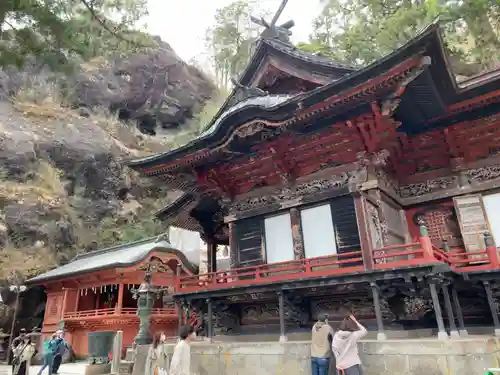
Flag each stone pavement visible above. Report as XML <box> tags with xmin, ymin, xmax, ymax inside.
<box><xmin>0</xmin><ymin>362</ymin><xmax>88</xmax><ymax>375</ymax></box>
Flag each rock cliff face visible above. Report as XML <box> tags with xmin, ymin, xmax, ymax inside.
<box><xmin>71</xmin><ymin>39</ymin><xmax>215</xmax><ymax>135</ymax></box>
<box><xmin>0</xmin><ymin>39</ymin><xmax>215</xmax><ymax>135</ymax></box>
<box><xmin>0</xmin><ymin>40</ymin><xmax>215</xmax><ymax>330</ymax></box>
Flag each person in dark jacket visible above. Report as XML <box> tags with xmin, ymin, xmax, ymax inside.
<box><xmin>36</xmin><ymin>333</ymin><xmax>58</xmax><ymax>375</ymax></box>
<box><xmin>51</xmin><ymin>330</ymin><xmax>71</xmax><ymax>374</ymax></box>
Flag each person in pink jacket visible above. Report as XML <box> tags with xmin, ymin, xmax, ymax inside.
<box><xmin>331</xmin><ymin>315</ymin><xmax>367</xmax><ymax>375</ymax></box>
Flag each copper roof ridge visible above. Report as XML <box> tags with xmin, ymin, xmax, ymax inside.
<box><xmin>72</xmin><ymin>236</ymin><xmax>161</xmax><ymax>261</ymax></box>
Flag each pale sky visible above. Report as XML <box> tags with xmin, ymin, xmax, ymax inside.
<box><xmin>146</xmin><ymin>0</ymin><xmax>320</xmax><ymax>65</ymax></box>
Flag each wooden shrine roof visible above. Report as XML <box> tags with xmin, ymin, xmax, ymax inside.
<box><xmin>207</xmin><ymin>37</ymin><xmax>357</xmax><ymax>126</ymax></box>
<box><xmin>125</xmin><ymin>21</ymin><xmax>500</xmax><ymax>235</ymax></box>
<box><xmin>128</xmin><ymin>21</ymin><xmax>500</xmax><ymax>175</ymax></box>
<box><xmin>26</xmin><ymin>236</ymin><xmax>198</xmax><ymax>284</ymax></box>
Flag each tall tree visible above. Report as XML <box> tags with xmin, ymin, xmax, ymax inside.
<box><xmin>205</xmin><ymin>0</ymin><xmax>269</xmax><ymax>89</ymax></box>
<box><xmin>0</xmin><ymin>0</ymin><xmax>152</xmax><ymax>68</ymax></box>
<box><xmin>301</xmin><ymin>0</ymin><xmax>499</xmax><ymax>76</ymax></box>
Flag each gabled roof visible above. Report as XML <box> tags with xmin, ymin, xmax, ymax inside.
<box><xmin>202</xmin><ymin>37</ymin><xmax>357</xmax><ymax>139</ymax></box>
<box><xmin>127</xmin><ymin>21</ymin><xmax>500</xmax><ymax>175</ymax></box>
<box><xmin>26</xmin><ymin>237</ymin><xmax>198</xmax><ymax>284</ymax></box>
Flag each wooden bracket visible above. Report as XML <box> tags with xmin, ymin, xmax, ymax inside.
<box><xmin>269</xmin><ymin>142</ymin><xmax>296</xmax><ymax>186</ymax></box>
<box><xmin>197</xmin><ymin>168</ymin><xmax>235</xmax><ymax>202</ymax></box>
<box><xmin>357</xmin><ymin>56</ymin><xmax>430</xmax><ymax>154</ymax></box>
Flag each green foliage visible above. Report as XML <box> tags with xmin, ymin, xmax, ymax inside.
<box><xmin>304</xmin><ymin>0</ymin><xmax>500</xmax><ymax>74</ymax></box>
<box><xmin>205</xmin><ymin>0</ymin><xmax>269</xmax><ymax>88</ymax></box>
<box><xmin>0</xmin><ymin>0</ymin><xmax>155</xmax><ymax>69</ymax></box>
<box><xmin>92</xmin><ymin>216</ymin><xmax>164</xmax><ymax>249</ymax></box>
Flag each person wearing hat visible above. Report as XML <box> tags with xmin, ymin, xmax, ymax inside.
<box><xmin>11</xmin><ymin>329</ymin><xmax>28</xmax><ymax>372</ymax></box>
<box><xmin>11</xmin><ymin>328</ymin><xmax>27</xmax><ymax>349</ymax></box>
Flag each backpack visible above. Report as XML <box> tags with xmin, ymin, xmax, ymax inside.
<box><xmin>43</xmin><ymin>339</ymin><xmax>55</xmax><ymax>355</ymax></box>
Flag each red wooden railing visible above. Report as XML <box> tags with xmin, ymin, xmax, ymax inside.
<box><xmin>63</xmin><ymin>307</ymin><xmax>176</xmax><ymax>319</ymax></box>
<box><xmin>178</xmin><ymin>250</ymin><xmax>364</xmax><ymax>292</ymax></box>
<box><xmin>175</xmin><ymin>227</ymin><xmax>500</xmax><ymax>293</ymax></box>
<box><xmin>372</xmin><ymin>242</ymin><xmax>426</xmax><ymax>269</ymax></box>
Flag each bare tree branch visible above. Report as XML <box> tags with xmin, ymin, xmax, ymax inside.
<box><xmin>78</xmin><ymin>0</ymin><xmax>143</xmax><ymax>47</ymax></box>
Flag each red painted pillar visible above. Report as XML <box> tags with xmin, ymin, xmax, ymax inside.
<box><xmin>61</xmin><ymin>288</ymin><xmax>68</xmax><ymax>320</ymax></box>
<box><xmin>116</xmin><ymin>284</ymin><xmax>124</xmax><ymax>314</ymax></box>
<box><xmin>485</xmin><ymin>232</ymin><xmax>499</xmax><ymax>268</ymax></box>
<box><xmin>75</xmin><ymin>288</ymin><xmax>80</xmax><ymax>312</ymax></box>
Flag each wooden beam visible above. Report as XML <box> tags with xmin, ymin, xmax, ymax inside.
<box><xmin>352</xmin><ymin>191</ymin><xmax>374</xmax><ymax>270</ymax></box>
<box><xmin>290</xmin><ymin>207</ymin><xmax>305</xmax><ymax>259</ymax></box>
<box><xmin>207</xmin><ymin>239</ymin><xmax>217</xmax><ymax>273</ymax></box>
<box><xmin>228</xmin><ymin>222</ymin><xmax>239</xmax><ymax>269</ymax></box>
<box><xmin>61</xmin><ymin>288</ymin><xmax>69</xmax><ymax>320</ymax></box>
<box><xmin>116</xmin><ymin>283</ymin><xmax>124</xmax><ymax>314</ymax></box>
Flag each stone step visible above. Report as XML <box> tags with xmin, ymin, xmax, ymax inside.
<box><xmin>119</xmin><ymin>360</ymin><xmax>134</xmax><ymax>375</ymax></box>
<box><xmin>125</xmin><ymin>348</ymin><xmax>135</xmax><ymax>362</ymax></box>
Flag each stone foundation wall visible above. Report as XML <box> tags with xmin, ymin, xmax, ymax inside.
<box><xmin>146</xmin><ymin>337</ymin><xmax>500</xmax><ymax>375</ymax></box>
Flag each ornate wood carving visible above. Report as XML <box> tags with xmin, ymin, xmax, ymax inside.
<box><xmin>398</xmin><ymin>177</ymin><xmax>457</xmax><ymax>198</ymax></box>
<box><xmin>228</xmin><ymin>222</ymin><xmax>238</xmax><ymax>269</ymax></box>
<box><xmin>226</xmin><ymin>292</ymin><xmax>269</xmax><ymax>303</ymax></box>
<box><xmin>387</xmin><ymin>295</ymin><xmax>432</xmax><ymax>321</ymax></box>
<box><xmin>138</xmin><ymin>257</ymin><xmax>171</xmax><ymax>274</ymax></box>
<box><xmin>240</xmin><ymin>303</ymin><xmax>279</xmax><ymax>325</ymax></box>
<box><xmin>465</xmin><ymin>165</ymin><xmax>500</xmax><ymax>184</ymax></box>
<box><xmin>212</xmin><ymin>301</ymin><xmax>239</xmax><ymax>333</ymax></box>
<box><xmin>376</xmin><ymin>169</ymin><xmax>399</xmax><ymax>196</ymax></box>
<box><xmin>230</xmin><ymin>170</ymin><xmax>364</xmax><ymax>214</ymax></box>
<box><xmin>311</xmin><ymin>295</ymin><xmax>393</xmax><ymax>321</ymax></box>
<box><xmin>283</xmin><ymin>294</ymin><xmax>309</xmax><ymax>326</ymax></box>
<box><xmin>290</xmin><ymin>208</ymin><xmax>305</xmax><ymax>259</ymax></box>
<box><xmin>366</xmin><ymin>202</ymin><xmax>385</xmax><ymax>262</ymax></box>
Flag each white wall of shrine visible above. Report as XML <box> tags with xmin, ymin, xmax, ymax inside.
<box><xmin>168</xmin><ymin>226</ymin><xmax>203</xmax><ymax>265</ymax></box>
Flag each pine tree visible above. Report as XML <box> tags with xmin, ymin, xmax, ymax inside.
<box><xmin>0</xmin><ymin>0</ymin><xmax>154</xmax><ymax>68</ymax></box>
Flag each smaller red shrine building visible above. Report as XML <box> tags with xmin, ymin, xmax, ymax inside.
<box><xmin>26</xmin><ymin>237</ymin><xmax>196</xmax><ymax>357</ymax></box>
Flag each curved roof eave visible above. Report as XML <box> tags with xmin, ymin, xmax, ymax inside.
<box><xmin>126</xmin><ymin>93</ymin><xmax>299</xmax><ymax>169</ymax></box>
<box><xmin>300</xmin><ymin>20</ymin><xmax>448</xmax><ymax>106</ymax></box>
<box><xmin>26</xmin><ymin>240</ymin><xmax>198</xmax><ymax>285</ymax></box>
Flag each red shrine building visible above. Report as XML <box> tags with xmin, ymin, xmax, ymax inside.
<box><xmin>26</xmin><ymin>237</ymin><xmax>197</xmax><ymax>357</ymax></box>
<box><xmin>128</xmin><ymin>20</ymin><xmax>500</xmax><ymax>341</ymax></box>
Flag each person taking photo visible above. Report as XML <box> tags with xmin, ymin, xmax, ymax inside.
<box><xmin>331</xmin><ymin>314</ymin><xmax>367</xmax><ymax>375</ymax></box>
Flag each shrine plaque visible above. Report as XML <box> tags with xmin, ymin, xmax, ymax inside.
<box><xmin>453</xmin><ymin>195</ymin><xmax>490</xmax><ymax>259</ymax></box>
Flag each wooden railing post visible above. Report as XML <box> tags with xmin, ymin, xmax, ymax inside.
<box><xmin>75</xmin><ymin>288</ymin><xmax>80</xmax><ymax>316</ymax></box>
<box><xmin>116</xmin><ymin>284</ymin><xmax>124</xmax><ymax>314</ymax></box>
<box><xmin>485</xmin><ymin>232</ymin><xmax>499</xmax><ymax>268</ymax></box>
<box><xmin>442</xmin><ymin>239</ymin><xmax>450</xmax><ymax>253</ymax></box>
<box><xmin>418</xmin><ymin>219</ymin><xmax>435</xmax><ymax>261</ymax></box>
<box><xmin>175</xmin><ymin>263</ymin><xmax>182</xmax><ymax>291</ymax></box>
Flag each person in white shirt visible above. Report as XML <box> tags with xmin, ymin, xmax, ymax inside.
<box><xmin>169</xmin><ymin>325</ymin><xmax>195</xmax><ymax>375</ymax></box>
<box><xmin>331</xmin><ymin>315</ymin><xmax>367</xmax><ymax>375</ymax></box>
